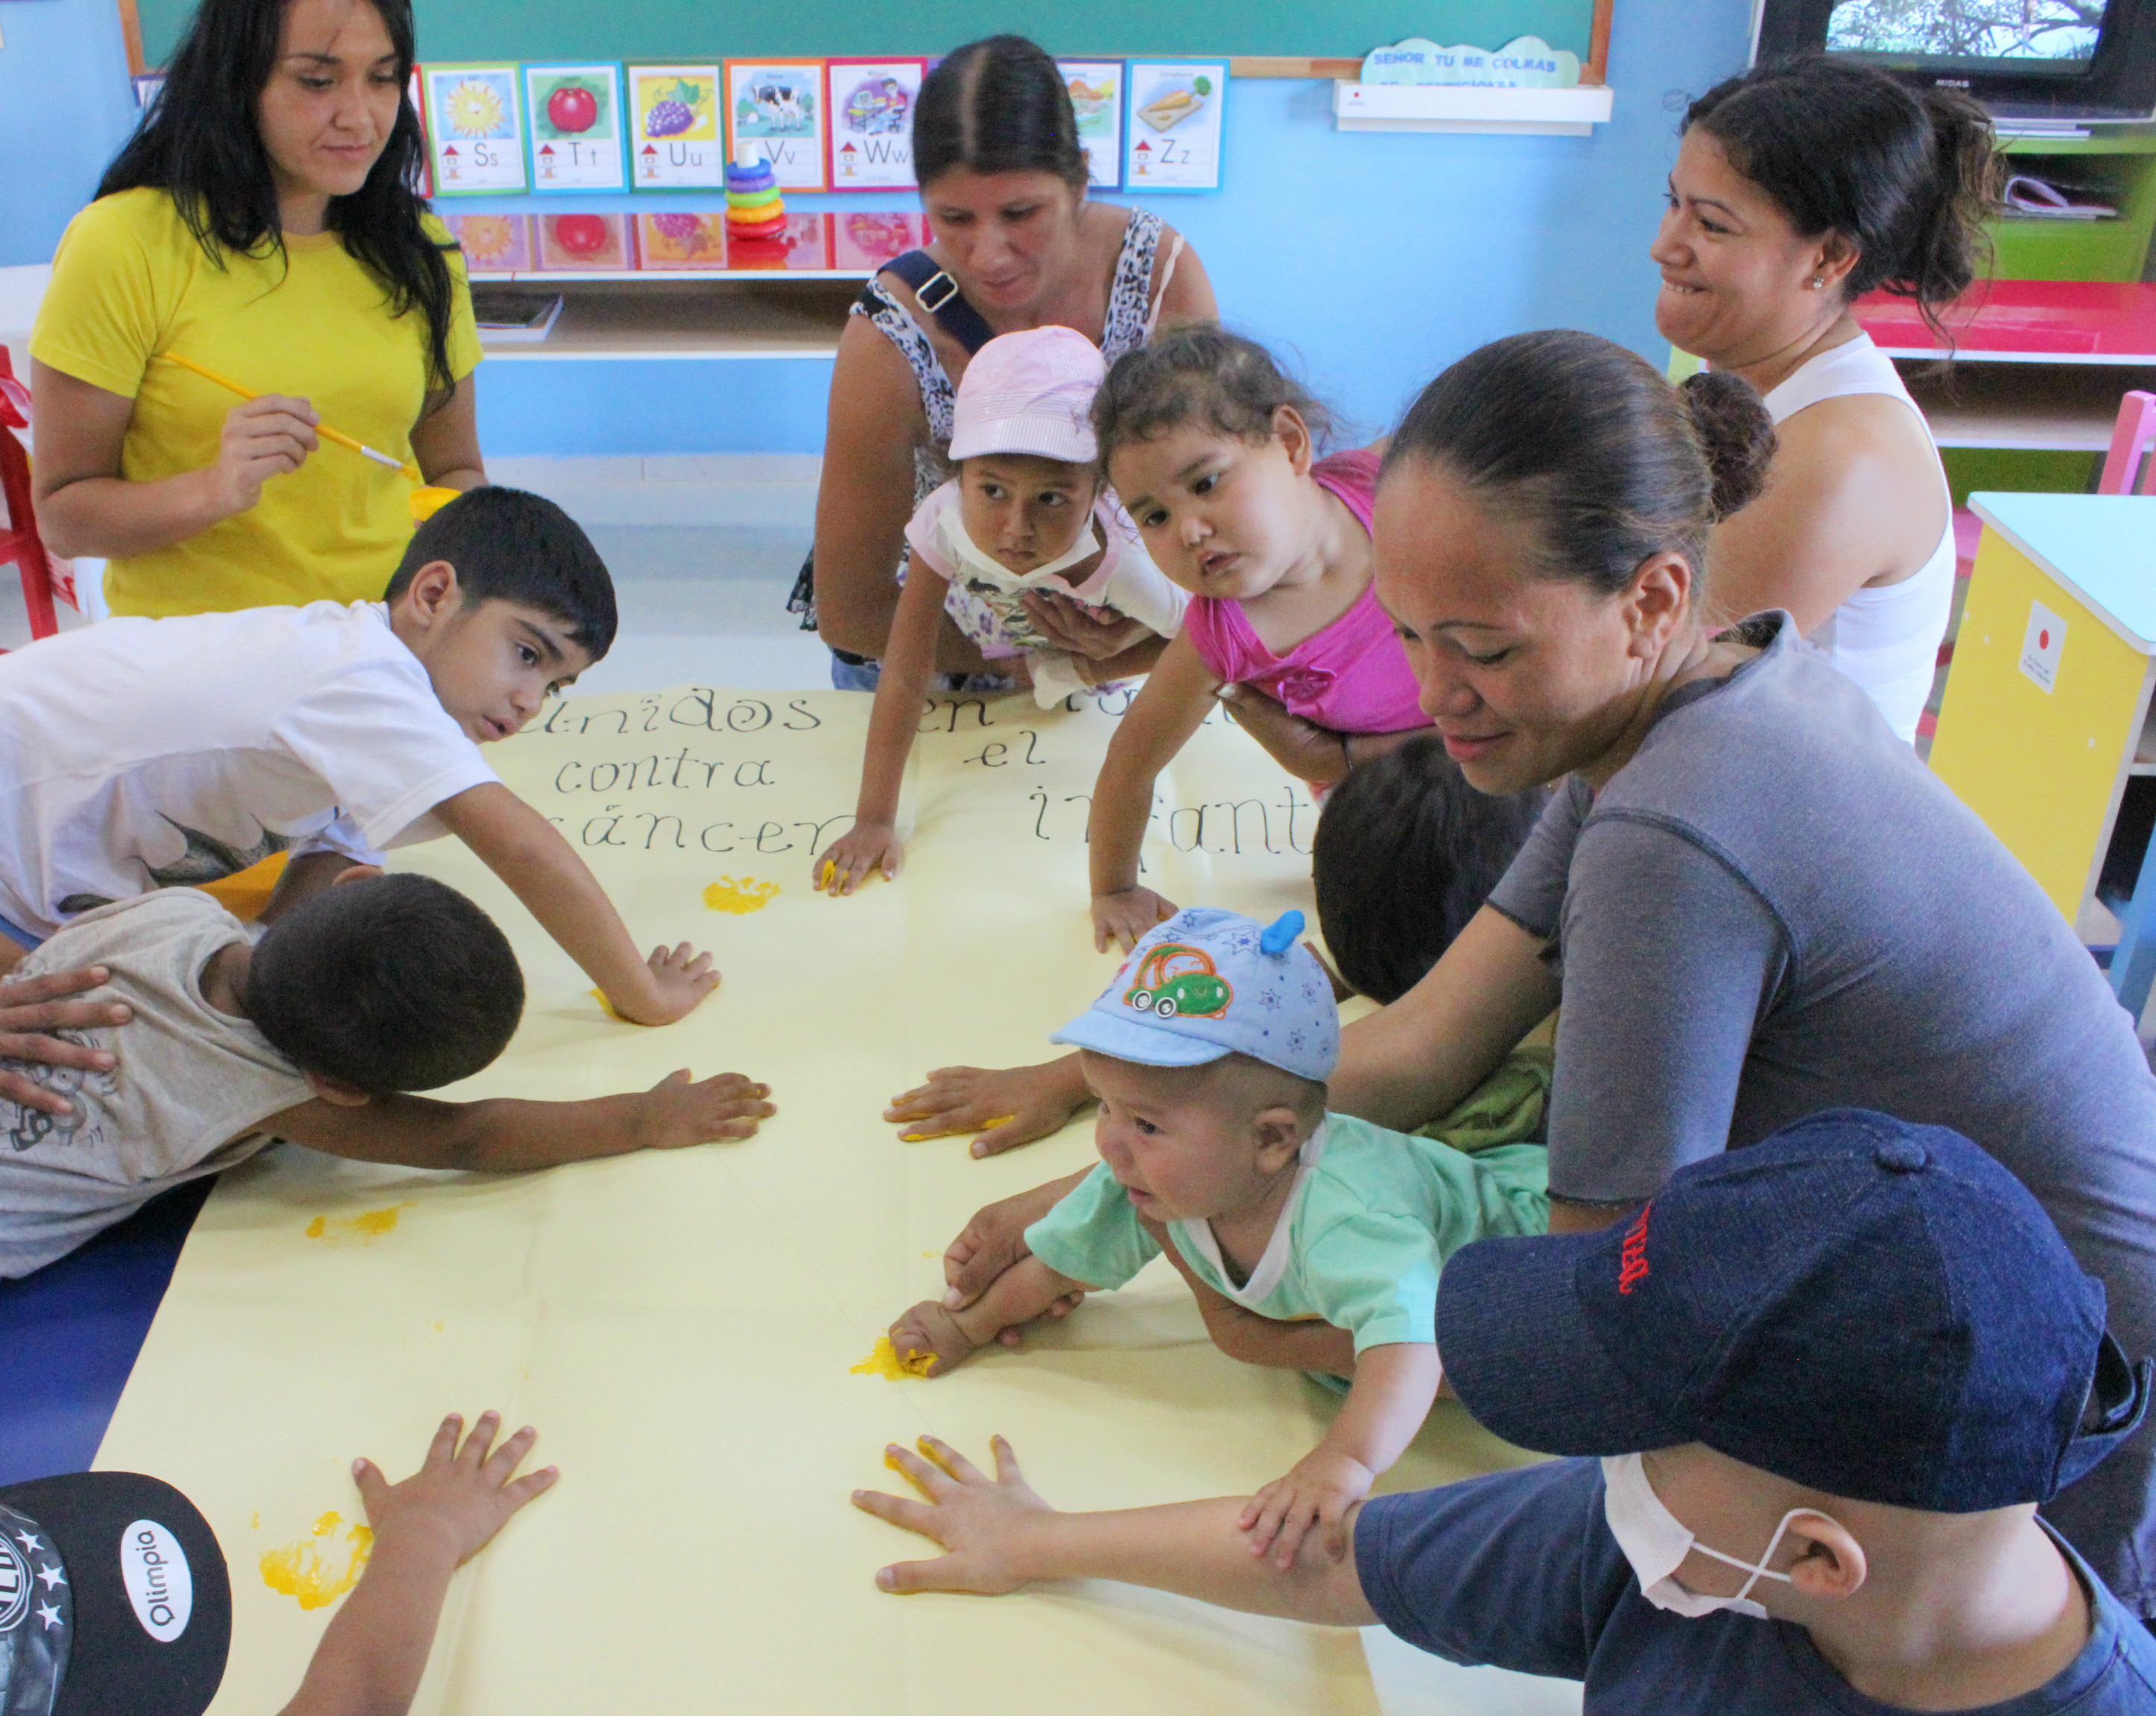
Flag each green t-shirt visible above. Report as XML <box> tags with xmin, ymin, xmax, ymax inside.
<box><xmin>1024</xmin><ymin>1113</ymin><xmax>1549</xmax><ymax>1353</ymax></box>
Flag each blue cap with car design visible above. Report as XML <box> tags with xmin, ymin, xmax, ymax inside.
<box><xmin>1051</xmin><ymin>907</ymin><xmax>1340</xmax><ymax>1082</ymax></box>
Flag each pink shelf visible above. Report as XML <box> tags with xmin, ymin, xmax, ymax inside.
<box><xmin>1856</xmin><ymin>280</ymin><xmax>2156</xmax><ymax>364</ymax></box>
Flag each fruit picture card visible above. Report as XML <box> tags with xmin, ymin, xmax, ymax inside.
<box><xmin>1058</xmin><ymin>60</ymin><xmax>1125</xmax><ymax>191</ymax></box>
<box><xmin>726</xmin><ymin>59</ymin><xmax>828</xmax><ymax>191</ymax></box>
<box><xmin>421</xmin><ymin>63</ymin><xmax>527</xmax><ymax>194</ymax></box>
<box><xmin>630</xmin><ymin>64</ymin><xmax>724</xmax><ymax>191</ymax></box>
<box><xmin>525</xmin><ymin>63</ymin><xmax>627</xmax><ymax>193</ymax></box>
<box><xmin>1125</xmin><ymin>60</ymin><xmax>1226</xmax><ymax>193</ymax></box>
<box><xmin>825</xmin><ymin>58</ymin><xmax>925</xmax><ymax>189</ymax></box>
<box><xmin>537</xmin><ymin>212</ymin><xmax>635</xmax><ymax>271</ymax></box>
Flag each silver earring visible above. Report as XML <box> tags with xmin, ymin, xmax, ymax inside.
<box><xmin>1809</xmin><ymin>276</ymin><xmax>1825</xmax><ymax>288</ymax></box>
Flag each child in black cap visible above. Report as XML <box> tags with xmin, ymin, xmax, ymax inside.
<box><xmin>853</xmin><ymin>1109</ymin><xmax>2156</xmax><ymax>1713</ymax></box>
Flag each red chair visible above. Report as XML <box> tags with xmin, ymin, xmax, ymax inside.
<box><xmin>0</xmin><ymin>346</ymin><xmax>70</xmax><ymax>644</ymax></box>
<box><xmin>2100</xmin><ymin>389</ymin><xmax>2156</xmax><ymax>495</ymax></box>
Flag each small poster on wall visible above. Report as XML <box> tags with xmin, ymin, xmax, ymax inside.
<box><xmin>422</xmin><ymin>63</ymin><xmax>528</xmax><ymax>194</ymax></box>
<box><xmin>831</xmin><ymin>210</ymin><xmax>927</xmax><ymax>270</ymax></box>
<box><xmin>1057</xmin><ymin>60</ymin><xmax>1125</xmax><ymax>190</ymax></box>
<box><xmin>825</xmin><ymin>58</ymin><xmax>925</xmax><ymax>189</ymax></box>
<box><xmin>629</xmin><ymin>65</ymin><xmax>725</xmax><ymax>190</ymax></box>
<box><xmin>525</xmin><ymin>63</ymin><xmax>627</xmax><ymax>193</ymax></box>
<box><xmin>443</xmin><ymin>213</ymin><xmax>530</xmax><ymax>275</ymax></box>
<box><xmin>726</xmin><ymin>59</ymin><xmax>828</xmax><ymax>191</ymax></box>
<box><xmin>1124</xmin><ymin>60</ymin><xmax>1226</xmax><ymax>193</ymax></box>
<box><xmin>537</xmin><ymin>212</ymin><xmax>635</xmax><ymax>270</ymax></box>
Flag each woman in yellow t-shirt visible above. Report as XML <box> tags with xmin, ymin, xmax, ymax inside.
<box><xmin>29</xmin><ymin>0</ymin><xmax>485</xmax><ymax>617</ymax></box>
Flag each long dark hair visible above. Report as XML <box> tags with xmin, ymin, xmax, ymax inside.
<box><xmin>1382</xmin><ymin>330</ymin><xmax>1777</xmax><ymax>605</ymax></box>
<box><xmin>913</xmin><ymin>35</ymin><xmax>1088</xmax><ymax>194</ymax></box>
<box><xmin>98</xmin><ymin>0</ymin><xmax>458</xmax><ymax>397</ymax></box>
<box><xmin>1685</xmin><ymin>57</ymin><xmax>2000</xmax><ymax>339</ymax></box>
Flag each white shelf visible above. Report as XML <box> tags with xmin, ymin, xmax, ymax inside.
<box><xmin>476</xmin><ymin>280</ymin><xmax>855</xmax><ymax>360</ymax></box>
<box><xmin>1900</xmin><ymin>360</ymin><xmax>2156</xmax><ymax>451</ymax></box>
<box><xmin>1332</xmin><ymin>81</ymin><xmax>1612</xmax><ymax>135</ymax></box>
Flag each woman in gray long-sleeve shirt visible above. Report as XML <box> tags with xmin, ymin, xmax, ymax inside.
<box><xmin>930</xmin><ymin>328</ymin><xmax>2156</xmax><ymax>1615</ymax></box>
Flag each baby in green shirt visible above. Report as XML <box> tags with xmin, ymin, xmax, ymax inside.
<box><xmin>887</xmin><ymin>907</ymin><xmax>1548</xmax><ymax>1569</ymax></box>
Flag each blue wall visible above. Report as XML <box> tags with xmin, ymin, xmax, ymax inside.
<box><xmin>2</xmin><ymin>2</ymin><xmax>1757</xmax><ymax>454</ymax></box>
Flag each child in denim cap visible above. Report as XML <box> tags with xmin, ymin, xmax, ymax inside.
<box><xmin>860</xmin><ymin>1110</ymin><xmax>2156</xmax><ymax>1715</ymax></box>
<box><xmin>814</xmin><ymin>326</ymin><xmax>1185</xmax><ymax>894</ymax></box>
<box><xmin>886</xmin><ymin>906</ymin><xmax>1547</xmax><ymax>1569</ymax></box>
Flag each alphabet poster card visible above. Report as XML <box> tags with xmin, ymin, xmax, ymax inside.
<box><xmin>726</xmin><ymin>59</ymin><xmax>828</xmax><ymax>191</ymax></box>
<box><xmin>825</xmin><ymin>57</ymin><xmax>925</xmax><ymax>189</ymax></box>
<box><xmin>525</xmin><ymin>63</ymin><xmax>627</xmax><ymax>193</ymax></box>
<box><xmin>629</xmin><ymin>64</ymin><xmax>724</xmax><ymax>191</ymax></box>
<box><xmin>421</xmin><ymin>63</ymin><xmax>527</xmax><ymax>194</ymax></box>
<box><xmin>1124</xmin><ymin>60</ymin><xmax>1226</xmax><ymax>193</ymax></box>
<box><xmin>1058</xmin><ymin>60</ymin><xmax>1125</xmax><ymax>190</ymax></box>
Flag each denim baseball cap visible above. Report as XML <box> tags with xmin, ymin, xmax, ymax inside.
<box><xmin>1052</xmin><ymin>908</ymin><xmax>1339</xmax><ymax>1082</ymax></box>
<box><xmin>1436</xmin><ymin>1109</ymin><xmax>2152</xmax><ymax>1512</ymax></box>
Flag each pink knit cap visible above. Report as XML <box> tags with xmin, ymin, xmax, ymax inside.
<box><xmin>948</xmin><ymin>325</ymin><xmax>1104</xmax><ymax>463</ymax></box>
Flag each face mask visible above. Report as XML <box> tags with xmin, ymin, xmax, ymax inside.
<box><xmin>948</xmin><ymin>503</ymin><xmax>1100</xmax><ymax>588</ymax></box>
<box><xmin>1600</xmin><ymin>1452</ymin><xmax>1811</xmax><ymax>1621</ymax></box>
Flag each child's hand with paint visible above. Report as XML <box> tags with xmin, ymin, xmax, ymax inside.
<box><xmin>885</xmin><ymin>1058</ymin><xmax>1093</xmax><ymax>1157</ymax></box>
<box><xmin>278</xmin><ymin>1412</ymin><xmax>556</xmax><ymax>1716</ymax></box>
<box><xmin>813</xmin><ymin>821</ymin><xmax>904</xmax><ymax>894</ymax></box>
<box><xmin>633</xmin><ymin>1067</ymin><xmax>776</xmax><ymax>1148</ymax></box>
<box><xmin>885</xmin><ymin>1299</ymin><xmax>980</xmax><ymax>1377</ymax></box>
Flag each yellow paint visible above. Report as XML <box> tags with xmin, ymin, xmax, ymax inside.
<box><xmin>901</xmin><ymin>1116</ymin><xmax>1015</xmax><ymax>1142</ymax></box>
<box><xmin>1931</xmin><ymin>527</ymin><xmax>2155</xmax><ymax>917</ymax></box>
<box><xmin>703</xmin><ymin>876</ymin><xmax>781</xmax><ymax>915</ymax></box>
<box><xmin>819</xmin><ymin>860</ymin><xmax>837</xmax><ymax>890</ymax></box>
<box><xmin>259</xmin><ymin>1511</ymin><xmax>373</xmax><ymax>1610</ymax></box>
<box><xmin>850</xmin><ymin>1335</ymin><xmax>936</xmax><ymax>1379</ymax></box>
<box><xmin>250</xmin><ymin>1511</ymin><xmax>260</xmax><ymax>1530</ymax></box>
<box><xmin>303</xmin><ymin>1204</ymin><xmax>412</xmax><ymax>1244</ymax></box>
<box><xmin>589</xmin><ymin>988</ymin><xmax>635</xmax><ymax>1023</ymax></box>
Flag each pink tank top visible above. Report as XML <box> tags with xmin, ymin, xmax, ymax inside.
<box><xmin>1180</xmin><ymin>450</ymin><xmax>1430</xmax><ymax>735</ymax></box>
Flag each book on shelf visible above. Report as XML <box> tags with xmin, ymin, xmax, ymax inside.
<box><xmin>471</xmin><ymin>289</ymin><xmax>565</xmax><ymax>340</ymax></box>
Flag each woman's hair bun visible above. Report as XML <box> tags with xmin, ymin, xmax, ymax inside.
<box><xmin>1680</xmin><ymin>370</ymin><xmax>1777</xmax><ymax>521</ymax></box>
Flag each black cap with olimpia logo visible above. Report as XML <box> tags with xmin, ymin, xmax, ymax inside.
<box><xmin>0</xmin><ymin>1472</ymin><xmax>229</xmax><ymax>1716</ymax></box>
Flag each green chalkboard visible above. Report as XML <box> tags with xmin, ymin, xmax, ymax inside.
<box><xmin>137</xmin><ymin>1</ymin><xmax>1595</xmax><ymax>77</ymax></box>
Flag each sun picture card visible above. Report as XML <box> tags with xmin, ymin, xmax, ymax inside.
<box><xmin>525</xmin><ymin>63</ymin><xmax>627</xmax><ymax>193</ymax></box>
<box><xmin>536</xmin><ymin>212</ymin><xmax>635</xmax><ymax>270</ymax></box>
<box><xmin>421</xmin><ymin>63</ymin><xmax>527</xmax><ymax>194</ymax></box>
<box><xmin>825</xmin><ymin>57</ymin><xmax>925</xmax><ymax>189</ymax></box>
<box><xmin>443</xmin><ymin>212</ymin><xmax>532</xmax><ymax>275</ymax></box>
<box><xmin>830</xmin><ymin>209</ymin><xmax>926</xmax><ymax>271</ymax></box>
<box><xmin>629</xmin><ymin>64</ymin><xmax>724</xmax><ymax>191</ymax></box>
<box><xmin>1124</xmin><ymin>60</ymin><xmax>1226</xmax><ymax>194</ymax></box>
<box><xmin>726</xmin><ymin>59</ymin><xmax>828</xmax><ymax>191</ymax></box>
<box><xmin>1058</xmin><ymin>59</ymin><xmax>1126</xmax><ymax>190</ymax></box>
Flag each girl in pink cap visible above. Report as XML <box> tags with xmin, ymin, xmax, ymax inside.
<box><xmin>1083</xmin><ymin>328</ymin><xmax>1434</xmax><ymax>953</ymax></box>
<box><xmin>814</xmin><ymin>325</ymin><xmax>1185</xmax><ymax>895</ymax></box>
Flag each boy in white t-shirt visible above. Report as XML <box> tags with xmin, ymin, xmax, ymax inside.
<box><xmin>0</xmin><ymin>868</ymin><xmax>774</xmax><ymax>1278</ymax></box>
<box><xmin>813</xmin><ymin>326</ymin><xmax>1187</xmax><ymax>895</ymax></box>
<box><xmin>0</xmin><ymin>488</ymin><xmax>714</xmax><ymax>1026</ymax></box>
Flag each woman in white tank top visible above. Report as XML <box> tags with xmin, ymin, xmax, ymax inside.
<box><xmin>1650</xmin><ymin>58</ymin><xmax>1998</xmax><ymax>743</ymax></box>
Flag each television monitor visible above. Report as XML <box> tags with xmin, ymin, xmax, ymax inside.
<box><xmin>1753</xmin><ymin>0</ymin><xmax>2156</xmax><ymax>120</ymax></box>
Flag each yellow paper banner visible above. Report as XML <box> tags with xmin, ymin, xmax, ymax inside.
<box><xmin>95</xmin><ymin>686</ymin><xmax>1536</xmax><ymax>1714</ymax></box>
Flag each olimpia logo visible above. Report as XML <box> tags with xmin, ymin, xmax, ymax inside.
<box><xmin>120</xmin><ymin>1520</ymin><xmax>192</xmax><ymax>1643</ymax></box>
